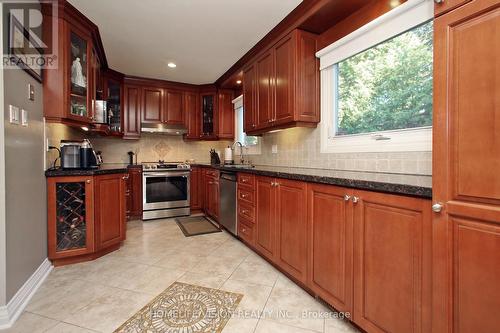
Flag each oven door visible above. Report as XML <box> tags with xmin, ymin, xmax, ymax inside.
<box><xmin>143</xmin><ymin>171</ymin><xmax>190</xmax><ymax>210</ymax></box>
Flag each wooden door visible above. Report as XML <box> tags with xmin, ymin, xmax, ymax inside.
<box><xmin>165</xmin><ymin>90</ymin><xmax>184</xmax><ymax>124</ymax></box>
<box><xmin>243</xmin><ymin>64</ymin><xmax>257</xmax><ymax>132</ymax></box>
<box><xmin>353</xmin><ymin>190</ymin><xmax>431</xmax><ymax>333</ymax></box>
<box><xmin>123</xmin><ymin>85</ymin><xmax>141</xmax><ymax>139</ymax></box>
<box><xmin>47</xmin><ymin>176</ymin><xmax>95</xmax><ymax>260</ymax></box>
<box><xmin>190</xmin><ymin>167</ymin><xmax>202</xmax><ymax>211</ymax></box>
<box><xmin>273</xmin><ymin>34</ymin><xmax>295</xmax><ymax>125</ymax></box>
<box><xmin>434</xmin><ymin>0</ymin><xmax>471</xmax><ymax>15</ymax></box>
<box><xmin>217</xmin><ymin>90</ymin><xmax>235</xmax><ymax>139</ymax></box>
<box><xmin>433</xmin><ymin>1</ymin><xmax>500</xmax><ymax>332</ymax></box>
<box><xmin>141</xmin><ymin>87</ymin><xmax>163</xmax><ymax>123</ymax></box>
<box><xmin>128</xmin><ymin>167</ymin><xmax>142</xmax><ymax>217</ymax></box>
<box><xmin>94</xmin><ymin>174</ymin><xmax>127</xmax><ymax>248</ymax></box>
<box><xmin>206</xmin><ymin>177</ymin><xmax>219</xmax><ymax>221</ymax></box>
<box><xmin>184</xmin><ymin>91</ymin><xmax>200</xmax><ymax>139</ymax></box>
<box><xmin>275</xmin><ymin>179</ymin><xmax>308</xmax><ymax>283</ymax></box>
<box><xmin>307</xmin><ymin>183</ymin><xmax>353</xmax><ymax>314</ymax></box>
<box><xmin>255</xmin><ymin>176</ymin><xmax>277</xmax><ymax>260</ymax></box>
<box><xmin>256</xmin><ymin>51</ymin><xmax>274</xmax><ymax>129</ymax></box>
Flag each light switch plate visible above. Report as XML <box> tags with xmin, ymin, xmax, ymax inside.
<box><xmin>21</xmin><ymin>109</ymin><xmax>28</xmax><ymax>126</ymax></box>
<box><xmin>272</xmin><ymin>144</ymin><xmax>278</xmax><ymax>154</ymax></box>
<box><xmin>28</xmin><ymin>84</ymin><xmax>35</xmax><ymax>101</ymax></box>
<box><xmin>9</xmin><ymin>105</ymin><xmax>20</xmax><ymax>124</ymax></box>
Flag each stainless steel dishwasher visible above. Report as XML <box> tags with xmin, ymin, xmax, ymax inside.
<box><xmin>219</xmin><ymin>171</ymin><xmax>237</xmax><ymax>236</ymax></box>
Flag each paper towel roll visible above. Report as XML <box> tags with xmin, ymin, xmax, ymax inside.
<box><xmin>224</xmin><ymin>147</ymin><xmax>233</xmax><ymax>163</ymax></box>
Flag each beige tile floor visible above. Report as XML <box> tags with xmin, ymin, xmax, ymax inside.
<box><xmin>1</xmin><ymin>219</ymin><xmax>360</xmax><ymax>333</ymax></box>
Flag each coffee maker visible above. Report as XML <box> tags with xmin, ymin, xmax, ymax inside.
<box><xmin>60</xmin><ymin>139</ymin><xmax>100</xmax><ymax>169</ymax></box>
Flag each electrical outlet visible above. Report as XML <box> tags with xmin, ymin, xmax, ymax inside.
<box><xmin>9</xmin><ymin>105</ymin><xmax>20</xmax><ymax>124</ymax></box>
<box><xmin>28</xmin><ymin>84</ymin><xmax>35</xmax><ymax>101</ymax></box>
<box><xmin>272</xmin><ymin>144</ymin><xmax>278</xmax><ymax>154</ymax></box>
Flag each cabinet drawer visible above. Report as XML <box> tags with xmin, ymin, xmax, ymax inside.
<box><xmin>238</xmin><ymin>187</ymin><xmax>255</xmax><ymax>205</ymax></box>
<box><xmin>205</xmin><ymin>169</ymin><xmax>219</xmax><ymax>179</ymax></box>
<box><xmin>238</xmin><ymin>173</ymin><xmax>255</xmax><ymax>187</ymax></box>
<box><xmin>238</xmin><ymin>202</ymin><xmax>255</xmax><ymax>222</ymax></box>
<box><xmin>238</xmin><ymin>219</ymin><xmax>254</xmax><ymax>244</ymax></box>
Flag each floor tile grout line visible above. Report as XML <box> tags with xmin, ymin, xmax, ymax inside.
<box><xmin>253</xmin><ymin>269</ymin><xmax>279</xmax><ymax>333</ymax></box>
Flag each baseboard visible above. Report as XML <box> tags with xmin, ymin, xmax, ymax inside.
<box><xmin>0</xmin><ymin>258</ymin><xmax>53</xmax><ymax>329</ymax></box>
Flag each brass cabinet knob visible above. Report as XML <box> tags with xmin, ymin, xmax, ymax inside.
<box><xmin>432</xmin><ymin>203</ymin><xmax>444</xmax><ymax>213</ymax></box>
<box><xmin>86</xmin><ymin>179</ymin><xmax>91</xmax><ymax>184</ymax></box>
<box><xmin>344</xmin><ymin>195</ymin><xmax>351</xmax><ymax>201</ymax></box>
<box><xmin>352</xmin><ymin>196</ymin><xmax>360</xmax><ymax>204</ymax></box>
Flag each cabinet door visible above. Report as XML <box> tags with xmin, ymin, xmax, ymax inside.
<box><xmin>243</xmin><ymin>65</ymin><xmax>257</xmax><ymax>132</ymax></box>
<box><xmin>165</xmin><ymin>90</ymin><xmax>184</xmax><ymax>124</ymax></box>
<box><xmin>128</xmin><ymin>167</ymin><xmax>142</xmax><ymax>217</ymax></box>
<box><xmin>206</xmin><ymin>177</ymin><xmax>219</xmax><ymax>221</ymax></box>
<box><xmin>435</xmin><ymin>0</ymin><xmax>471</xmax><ymax>15</ymax></box>
<box><xmin>123</xmin><ymin>85</ymin><xmax>141</xmax><ymax>139</ymax></box>
<box><xmin>141</xmin><ymin>87</ymin><xmax>163</xmax><ymax>123</ymax></box>
<box><xmin>275</xmin><ymin>179</ymin><xmax>307</xmax><ymax>283</ymax></box>
<box><xmin>94</xmin><ymin>174</ymin><xmax>127</xmax><ymax>248</ymax></box>
<box><xmin>47</xmin><ymin>176</ymin><xmax>95</xmax><ymax>259</ymax></box>
<box><xmin>185</xmin><ymin>91</ymin><xmax>200</xmax><ymax>139</ymax></box>
<box><xmin>307</xmin><ymin>183</ymin><xmax>353</xmax><ymax>314</ymax></box>
<box><xmin>353</xmin><ymin>190</ymin><xmax>431</xmax><ymax>333</ymax></box>
<box><xmin>190</xmin><ymin>167</ymin><xmax>202</xmax><ymax>211</ymax></box>
<box><xmin>256</xmin><ymin>51</ymin><xmax>274</xmax><ymax>129</ymax></box>
<box><xmin>255</xmin><ymin>176</ymin><xmax>277</xmax><ymax>260</ymax></box>
<box><xmin>273</xmin><ymin>34</ymin><xmax>295</xmax><ymax>125</ymax></box>
<box><xmin>68</xmin><ymin>27</ymin><xmax>92</xmax><ymax>122</ymax></box>
<box><xmin>201</xmin><ymin>93</ymin><xmax>218</xmax><ymax>138</ymax></box>
<box><xmin>433</xmin><ymin>1</ymin><xmax>500</xmax><ymax>332</ymax></box>
<box><xmin>218</xmin><ymin>90</ymin><xmax>235</xmax><ymax>139</ymax></box>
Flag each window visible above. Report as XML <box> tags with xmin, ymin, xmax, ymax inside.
<box><xmin>233</xmin><ymin>95</ymin><xmax>261</xmax><ymax>155</ymax></box>
<box><xmin>317</xmin><ymin>0</ymin><xmax>434</xmax><ymax>153</ymax></box>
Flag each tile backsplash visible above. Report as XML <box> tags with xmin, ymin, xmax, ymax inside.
<box><xmin>250</xmin><ymin>127</ymin><xmax>432</xmax><ymax>176</ymax></box>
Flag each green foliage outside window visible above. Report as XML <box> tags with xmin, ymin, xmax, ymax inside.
<box><xmin>336</xmin><ymin>21</ymin><xmax>433</xmax><ymax>135</ymax></box>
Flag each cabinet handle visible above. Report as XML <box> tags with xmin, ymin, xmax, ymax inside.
<box><xmin>242</xmin><ymin>228</ymin><xmax>247</xmax><ymax>233</ymax></box>
<box><xmin>242</xmin><ymin>209</ymin><xmax>248</xmax><ymax>214</ymax></box>
<box><xmin>352</xmin><ymin>196</ymin><xmax>360</xmax><ymax>204</ymax></box>
<box><xmin>242</xmin><ymin>179</ymin><xmax>248</xmax><ymax>183</ymax></box>
<box><xmin>241</xmin><ymin>194</ymin><xmax>248</xmax><ymax>198</ymax></box>
<box><xmin>432</xmin><ymin>202</ymin><xmax>443</xmax><ymax>213</ymax></box>
<box><xmin>122</xmin><ymin>175</ymin><xmax>129</xmax><ymax>180</ymax></box>
<box><xmin>344</xmin><ymin>195</ymin><xmax>351</xmax><ymax>201</ymax></box>
<box><xmin>434</xmin><ymin>0</ymin><xmax>444</xmax><ymax>3</ymax></box>
<box><xmin>86</xmin><ymin>179</ymin><xmax>91</xmax><ymax>184</ymax></box>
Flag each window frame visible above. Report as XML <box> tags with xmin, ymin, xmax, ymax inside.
<box><xmin>317</xmin><ymin>0</ymin><xmax>434</xmax><ymax>154</ymax></box>
<box><xmin>232</xmin><ymin>95</ymin><xmax>261</xmax><ymax>155</ymax></box>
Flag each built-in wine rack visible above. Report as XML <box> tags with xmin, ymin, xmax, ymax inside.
<box><xmin>55</xmin><ymin>182</ymin><xmax>87</xmax><ymax>251</ymax></box>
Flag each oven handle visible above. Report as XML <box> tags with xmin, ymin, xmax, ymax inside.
<box><xmin>143</xmin><ymin>172</ymin><xmax>190</xmax><ymax>177</ymax></box>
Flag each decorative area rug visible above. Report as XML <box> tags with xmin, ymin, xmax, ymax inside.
<box><xmin>175</xmin><ymin>216</ymin><xmax>221</xmax><ymax>237</ymax></box>
<box><xmin>114</xmin><ymin>282</ymin><xmax>243</xmax><ymax>333</ymax></box>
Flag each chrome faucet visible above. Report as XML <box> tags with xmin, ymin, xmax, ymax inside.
<box><xmin>233</xmin><ymin>141</ymin><xmax>245</xmax><ymax>164</ymax></box>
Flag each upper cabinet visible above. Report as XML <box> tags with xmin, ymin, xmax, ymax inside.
<box><xmin>184</xmin><ymin>91</ymin><xmax>200</xmax><ymax>140</ymax></box>
<box><xmin>200</xmin><ymin>92</ymin><xmax>218</xmax><ymax>139</ymax></box>
<box><xmin>217</xmin><ymin>89</ymin><xmax>235</xmax><ymax>140</ymax></box>
<box><xmin>141</xmin><ymin>87</ymin><xmax>163</xmax><ymax>123</ymax></box>
<box><xmin>165</xmin><ymin>90</ymin><xmax>184</xmax><ymax>124</ymax></box>
<box><xmin>243</xmin><ymin>29</ymin><xmax>319</xmax><ymax>135</ymax></box>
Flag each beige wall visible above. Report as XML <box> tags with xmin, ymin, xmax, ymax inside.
<box><xmin>251</xmin><ymin>126</ymin><xmax>432</xmax><ymax>176</ymax></box>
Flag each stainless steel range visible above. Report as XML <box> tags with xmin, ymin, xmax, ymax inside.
<box><xmin>142</xmin><ymin>161</ymin><xmax>191</xmax><ymax>220</ymax></box>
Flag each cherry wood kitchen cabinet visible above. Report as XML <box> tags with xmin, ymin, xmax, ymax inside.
<box><xmin>46</xmin><ymin>172</ymin><xmax>128</xmax><ymax>266</ymax></box>
<box><xmin>275</xmin><ymin>178</ymin><xmax>308</xmax><ymax>284</ymax></box>
<box><xmin>123</xmin><ymin>84</ymin><xmax>141</xmax><ymax>139</ymax></box>
<box><xmin>352</xmin><ymin>190</ymin><xmax>432</xmax><ymax>333</ymax></box>
<box><xmin>432</xmin><ymin>1</ymin><xmax>500</xmax><ymax>332</ymax></box>
<box><xmin>204</xmin><ymin>169</ymin><xmax>220</xmax><ymax>221</ymax></box>
<box><xmin>237</xmin><ymin>173</ymin><xmax>256</xmax><ymax>246</ymax></box>
<box><xmin>94</xmin><ymin>174</ymin><xmax>127</xmax><ymax>248</ymax></box>
<box><xmin>200</xmin><ymin>92</ymin><xmax>218</xmax><ymax>140</ymax></box>
<box><xmin>242</xmin><ymin>29</ymin><xmax>319</xmax><ymax>135</ymax></box>
<box><xmin>141</xmin><ymin>87</ymin><xmax>163</xmax><ymax>123</ymax></box>
<box><xmin>255</xmin><ymin>176</ymin><xmax>277</xmax><ymax>260</ymax></box>
<box><xmin>184</xmin><ymin>91</ymin><xmax>200</xmax><ymax>140</ymax></box>
<box><xmin>126</xmin><ymin>166</ymin><xmax>143</xmax><ymax>219</ymax></box>
<box><xmin>190</xmin><ymin>166</ymin><xmax>203</xmax><ymax>212</ymax></box>
<box><xmin>165</xmin><ymin>90</ymin><xmax>184</xmax><ymax>124</ymax></box>
<box><xmin>307</xmin><ymin>183</ymin><xmax>353</xmax><ymax>315</ymax></box>
<box><xmin>217</xmin><ymin>89</ymin><xmax>235</xmax><ymax>139</ymax></box>
<box><xmin>434</xmin><ymin>0</ymin><xmax>472</xmax><ymax>15</ymax></box>
<box><xmin>242</xmin><ymin>65</ymin><xmax>257</xmax><ymax>132</ymax></box>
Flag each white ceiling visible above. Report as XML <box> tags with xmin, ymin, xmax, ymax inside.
<box><xmin>68</xmin><ymin>0</ymin><xmax>303</xmax><ymax>84</ymax></box>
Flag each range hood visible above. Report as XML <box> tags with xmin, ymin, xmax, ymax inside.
<box><xmin>141</xmin><ymin>123</ymin><xmax>187</xmax><ymax>135</ymax></box>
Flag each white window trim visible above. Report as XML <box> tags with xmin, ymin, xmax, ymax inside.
<box><xmin>317</xmin><ymin>0</ymin><xmax>434</xmax><ymax>154</ymax></box>
<box><xmin>232</xmin><ymin>95</ymin><xmax>261</xmax><ymax>155</ymax></box>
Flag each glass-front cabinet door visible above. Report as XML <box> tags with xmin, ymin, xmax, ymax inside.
<box><xmin>47</xmin><ymin>176</ymin><xmax>95</xmax><ymax>259</ymax></box>
<box><xmin>107</xmin><ymin>79</ymin><xmax>122</xmax><ymax>133</ymax></box>
<box><xmin>69</xmin><ymin>29</ymin><xmax>90</xmax><ymax>120</ymax></box>
<box><xmin>201</xmin><ymin>93</ymin><xmax>216</xmax><ymax>137</ymax></box>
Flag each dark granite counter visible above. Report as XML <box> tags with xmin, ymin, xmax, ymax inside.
<box><xmin>45</xmin><ymin>163</ymin><xmax>131</xmax><ymax>177</ymax></box>
<box><xmin>193</xmin><ymin>164</ymin><xmax>432</xmax><ymax>199</ymax></box>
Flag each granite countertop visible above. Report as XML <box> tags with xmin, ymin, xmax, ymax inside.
<box><xmin>194</xmin><ymin>164</ymin><xmax>432</xmax><ymax>199</ymax></box>
<box><xmin>45</xmin><ymin>163</ymin><xmax>132</xmax><ymax>177</ymax></box>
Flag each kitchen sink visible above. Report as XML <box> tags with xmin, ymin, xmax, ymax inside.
<box><xmin>223</xmin><ymin>164</ymin><xmax>255</xmax><ymax>169</ymax></box>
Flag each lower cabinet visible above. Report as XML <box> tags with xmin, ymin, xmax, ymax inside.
<box><xmin>203</xmin><ymin>168</ymin><xmax>219</xmax><ymax>221</ymax></box>
<box><xmin>126</xmin><ymin>166</ymin><xmax>142</xmax><ymax>219</ymax></box>
<box><xmin>190</xmin><ymin>167</ymin><xmax>202</xmax><ymax>212</ymax></box>
<box><xmin>247</xmin><ymin>176</ymin><xmax>432</xmax><ymax>333</ymax></box>
<box><xmin>307</xmin><ymin>183</ymin><xmax>353</xmax><ymax>314</ymax></box>
<box><xmin>47</xmin><ymin>173</ymin><xmax>128</xmax><ymax>266</ymax></box>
